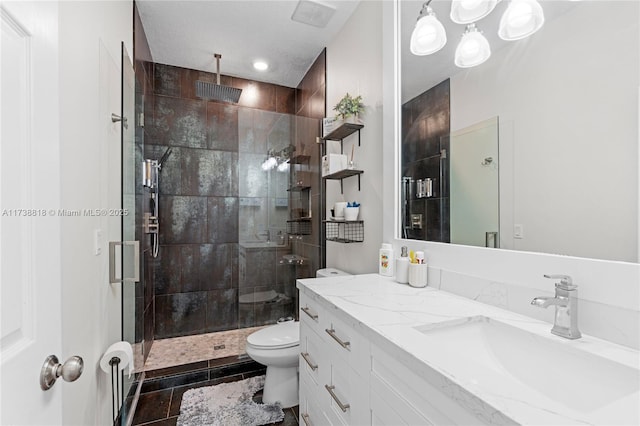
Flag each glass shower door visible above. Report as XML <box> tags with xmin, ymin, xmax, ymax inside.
<box><xmin>120</xmin><ymin>43</ymin><xmax>137</xmax><ymax>423</ymax></box>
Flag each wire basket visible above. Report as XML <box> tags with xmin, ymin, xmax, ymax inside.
<box><xmin>325</xmin><ymin>220</ymin><xmax>364</xmax><ymax>243</ymax></box>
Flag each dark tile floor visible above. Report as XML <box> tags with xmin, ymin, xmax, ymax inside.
<box><xmin>130</xmin><ymin>357</ymin><xmax>298</xmax><ymax>426</ymax></box>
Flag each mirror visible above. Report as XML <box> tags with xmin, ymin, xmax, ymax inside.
<box><xmin>450</xmin><ymin>117</ymin><xmax>499</xmax><ymax>248</ymax></box>
<box><xmin>399</xmin><ymin>0</ymin><xmax>639</xmax><ymax>263</ymax></box>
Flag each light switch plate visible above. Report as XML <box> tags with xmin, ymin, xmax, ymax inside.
<box><xmin>514</xmin><ymin>224</ymin><xmax>524</xmax><ymax>239</ymax></box>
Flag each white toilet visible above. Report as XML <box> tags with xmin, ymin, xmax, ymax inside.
<box><xmin>246</xmin><ymin>320</ymin><xmax>300</xmax><ymax>408</ymax></box>
<box><xmin>245</xmin><ymin>268</ymin><xmax>351</xmax><ymax>408</ymax></box>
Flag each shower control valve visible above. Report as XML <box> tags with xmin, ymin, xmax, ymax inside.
<box><xmin>143</xmin><ymin>212</ymin><xmax>159</xmax><ymax>234</ymax></box>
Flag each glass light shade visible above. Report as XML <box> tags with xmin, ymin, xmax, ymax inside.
<box><xmin>450</xmin><ymin>0</ymin><xmax>500</xmax><ymax>24</ymax></box>
<box><xmin>277</xmin><ymin>161</ymin><xmax>289</xmax><ymax>172</ymax></box>
<box><xmin>410</xmin><ymin>8</ymin><xmax>447</xmax><ymax>56</ymax></box>
<box><xmin>261</xmin><ymin>157</ymin><xmax>277</xmax><ymax>171</ymax></box>
<box><xmin>498</xmin><ymin>0</ymin><xmax>545</xmax><ymax>41</ymax></box>
<box><xmin>455</xmin><ymin>25</ymin><xmax>491</xmax><ymax>68</ymax></box>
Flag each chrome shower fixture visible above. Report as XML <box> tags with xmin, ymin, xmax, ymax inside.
<box><xmin>142</xmin><ymin>147</ymin><xmax>172</xmax><ymax>258</ymax></box>
<box><xmin>416</xmin><ymin>178</ymin><xmax>434</xmax><ymax>198</ymax></box>
<box><xmin>195</xmin><ymin>53</ymin><xmax>242</xmax><ymax>103</ymax></box>
<box><xmin>142</xmin><ymin>159</ymin><xmax>158</xmax><ymax>189</ymax></box>
<box><xmin>142</xmin><ymin>147</ymin><xmax>172</xmax><ymax>189</ymax></box>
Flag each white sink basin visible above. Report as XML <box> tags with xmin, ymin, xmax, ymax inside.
<box><xmin>414</xmin><ymin>316</ymin><xmax>639</xmax><ymax>413</ymax></box>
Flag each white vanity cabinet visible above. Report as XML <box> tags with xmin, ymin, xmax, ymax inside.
<box><xmin>299</xmin><ymin>293</ymin><xmax>370</xmax><ymax>425</ymax></box>
<box><xmin>299</xmin><ymin>290</ymin><xmax>486</xmax><ymax>426</ymax></box>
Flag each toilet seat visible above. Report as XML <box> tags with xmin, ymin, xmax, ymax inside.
<box><xmin>247</xmin><ymin>321</ymin><xmax>299</xmax><ymax>350</ymax></box>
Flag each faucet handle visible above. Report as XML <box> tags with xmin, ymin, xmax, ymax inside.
<box><xmin>544</xmin><ymin>274</ymin><xmax>577</xmax><ymax>290</ymax></box>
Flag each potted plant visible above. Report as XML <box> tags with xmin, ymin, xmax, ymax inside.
<box><xmin>333</xmin><ymin>93</ymin><xmax>364</xmax><ymax>123</ymax></box>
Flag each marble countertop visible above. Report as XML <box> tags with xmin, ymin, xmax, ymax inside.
<box><xmin>297</xmin><ymin>273</ymin><xmax>640</xmax><ymax>425</ymax></box>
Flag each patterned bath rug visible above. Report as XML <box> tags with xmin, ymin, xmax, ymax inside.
<box><xmin>177</xmin><ymin>375</ymin><xmax>284</xmax><ymax>426</ymax></box>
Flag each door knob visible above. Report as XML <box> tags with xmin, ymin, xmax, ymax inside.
<box><xmin>40</xmin><ymin>355</ymin><xmax>84</xmax><ymax>391</ymax></box>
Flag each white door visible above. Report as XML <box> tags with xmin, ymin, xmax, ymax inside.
<box><xmin>1</xmin><ymin>2</ymin><xmax>63</xmax><ymax>424</ymax></box>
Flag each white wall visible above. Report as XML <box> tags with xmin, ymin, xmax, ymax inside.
<box><xmin>450</xmin><ymin>1</ymin><xmax>638</xmax><ymax>262</ymax></box>
<box><xmin>58</xmin><ymin>2</ymin><xmax>132</xmax><ymax>424</ymax></box>
<box><xmin>326</xmin><ymin>0</ymin><xmax>384</xmax><ymax>274</ymax></box>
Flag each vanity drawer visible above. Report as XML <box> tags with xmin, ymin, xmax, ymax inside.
<box><xmin>322</xmin><ymin>309</ymin><xmax>370</xmax><ymax>378</ymax></box>
<box><xmin>321</xmin><ymin>354</ymin><xmax>370</xmax><ymax>426</ymax></box>
<box><xmin>370</xmin><ymin>384</ymin><xmax>432</xmax><ymax>426</ymax></box>
<box><xmin>299</xmin><ymin>321</ymin><xmax>326</xmax><ymax>387</ymax></box>
<box><xmin>300</xmin><ymin>293</ymin><xmax>324</xmax><ymax>335</ymax></box>
<box><xmin>324</xmin><ymin>357</ymin><xmax>355</xmax><ymax>426</ymax></box>
<box><xmin>300</xmin><ymin>377</ymin><xmax>330</xmax><ymax>426</ymax></box>
<box><xmin>371</xmin><ymin>345</ymin><xmax>480</xmax><ymax>425</ymax></box>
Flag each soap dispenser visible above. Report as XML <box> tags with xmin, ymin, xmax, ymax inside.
<box><xmin>396</xmin><ymin>246</ymin><xmax>409</xmax><ymax>284</ymax></box>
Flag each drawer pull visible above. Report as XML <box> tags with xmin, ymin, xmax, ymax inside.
<box><xmin>325</xmin><ymin>384</ymin><xmax>350</xmax><ymax>412</ymax></box>
<box><xmin>301</xmin><ymin>412</ymin><xmax>312</xmax><ymax>426</ymax></box>
<box><xmin>325</xmin><ymin>328</ymin><xmax>350</xmax><ymax>350</ymax></box>
<box><xmin>301</xmin><ymin>306</ymin><xmax>318</xmax><ymax>320</ymax></box>
<box><xmin>300</xmin><ymin>352</ymin><xmax>318</xmax><ymax>371</ymax></box>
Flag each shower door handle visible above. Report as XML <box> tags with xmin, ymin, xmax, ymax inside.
<box><xmin>485</xmin><ymin>232</ymin><xmax>498</xmax><ymax>248</ymax></box>
<box><xmin>109</xmin><ymin>241</ymin><xmax>140</xmax><ymax>284</ymax></box>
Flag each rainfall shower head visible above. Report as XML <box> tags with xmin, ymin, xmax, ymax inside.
<box><xmin>195</xmin><ymin>53</ymin><xmax>243</xmax><ymax>103</ymax></box>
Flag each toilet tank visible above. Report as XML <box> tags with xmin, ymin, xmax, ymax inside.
<box><xmin>316</xmin><ymin>268</ymin><xmax>351</xmax><ymax>278</ymax></box>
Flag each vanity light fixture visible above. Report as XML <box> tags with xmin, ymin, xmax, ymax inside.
<box><xmin>411</xmin><ymin>0</ymin><xmax>547</xmax><ymax>68</ymax></box>
<box><xmin>450</xmin><ymin>0</ymin><xmax>500</xmax><ymax>24</ymax></box>
<box><xmin>455</xmin><ymin>24</ymin><xmax>491</xmax><ymax>68</ymax></box>
<box><xmin>410</xmin><ymin>0</ymin><xmax>447</xmax><ymax>56</ymax></box>
<box><xmin>261</xmin><ymin>147</ymin><xmax>293</xmax><ymax>172</ymax></box>
<box><xmin>261</xmin><ymin>156</ymin><xmax>278</xmax><ymax>171</ymax></box>
<box><xmin>498</xmin><ymin>0</ymin><xmax>545</xmax><ymax>41</ymax></box>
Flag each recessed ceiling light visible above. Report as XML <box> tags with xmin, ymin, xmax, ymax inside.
<box><xmin>253</xmin><ymin>60</ymin><xmax>269</xmax><ymax>71</ymax></box>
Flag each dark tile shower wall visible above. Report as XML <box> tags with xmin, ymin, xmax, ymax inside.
<box><xmin>145</xmin><ymin>62</ymin><xmax>297</xmax><ymax>339</ymax></box>
<box><xmin>293</xmin><ymin>50</ymin><xmax>326</xmax><ymax>278</ymax></box>
<box><xmin>401</xmin><ymin>79</ymin><xmax>451</xmax><ymax>242</ymax></box>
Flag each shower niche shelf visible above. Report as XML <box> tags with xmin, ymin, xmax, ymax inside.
<box><xmin>324</xmin><ymin>220</ymin><xmax>364</xmax><ymax>243</ymax></box>
<box><xmin>289</xmin><ymin>154</ymin><xmax>311</xmax><ymax>164</ymax></box>
<box><xmin>287</xmin><ymin>185</ymin><xmax>311</xmax><ymax>192</ymax></box>
<box><xmin>287</xmin><ymin>218</ymin><xmax>312</xmax><ymax>236</ymax></box>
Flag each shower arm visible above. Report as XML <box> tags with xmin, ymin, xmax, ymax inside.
<box><xmin>215</xmin><ymin>53</ymin><xmax>222</xmax><ymax>85</ymax></box>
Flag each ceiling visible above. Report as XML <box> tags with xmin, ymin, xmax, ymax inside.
<box><xmin>401</xmin><ymin>0</ymin><xmax>579</xmax><ymax>102</ymax></box>
<box><xmin>136</xmin><ymin>0</ymin><xmax>361</xmax><ymax>88</ymax></box>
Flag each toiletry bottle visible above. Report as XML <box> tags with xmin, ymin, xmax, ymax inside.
<box><xmin>396</xmin><ymin>246</ymin><xmax>409</xmax><ymax>284</ymax></box>
<box><xmin>415</xmin><ymin>251</ymin><xmax>428</xmax><ymax>286</ymax></box>
<box><xmin>379</xmin><ymin>243</ymin><xmax>394</xmax><ymax>276</ymax></box>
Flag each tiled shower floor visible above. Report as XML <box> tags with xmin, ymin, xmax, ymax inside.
<box><xmin>140</xmin><ymin>326</ymin><xmax>266</xmax><ymax>372</ymax></box>
<box><xmin>130</xmin><ymin>327</ymin><xmax>298</xmax><ymax>425</ymax></box>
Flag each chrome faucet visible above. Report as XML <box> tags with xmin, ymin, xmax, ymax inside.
<box><xmin>531</xmin><ymin>274</ymin><xmax>581</xmax><ymax>339</ymax></box>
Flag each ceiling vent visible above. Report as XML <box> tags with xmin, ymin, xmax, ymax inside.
<box><xmin>291</xmin><ymin>0</ymin><xmax>336</xmax><ymax>28</ymax></box>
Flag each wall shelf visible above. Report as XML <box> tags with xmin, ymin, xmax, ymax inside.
<box><xmin>324</xmin><ymin>220</ymin><xmax>364</xmax><ymax>243</ymax></box>
<box><xmin>323</xmin><ymin>169</ymin><xmax>363</xmax><ymax>193</ymax></box>
<box><xmin>322</xmin><ymin>123</ymin><xmax>363</xmax><ymax>142</ymax></box>
<box><xmin>321</xmin><ymin>122</ymin><xmax>365</xmax><ymax>244</ymax></box>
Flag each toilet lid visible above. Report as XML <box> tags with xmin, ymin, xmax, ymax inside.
<box><xmin>248</xmin><ymin>321</ymin><xmax>299</xmax><ymax>349</ymax></box>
